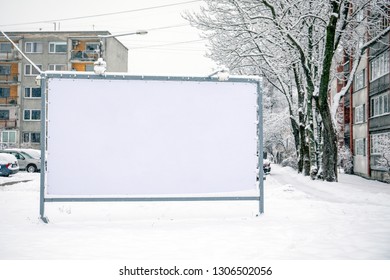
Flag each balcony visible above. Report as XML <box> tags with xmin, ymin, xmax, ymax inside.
<box><xmin>0</xmin><ymin>51</ymin><xmax>21</xmax><ymax>62</ymax></box>
<box><xmin>369</xmin><ymin>74</ymin><xmax>390</xmax><ymax>96</ymax></box>
<box><xmin>70</xmin><ymin>50</ymin><xmax>99</xmax><ymax>62</ymax></box>
<box><xmin>0</xmin><ymin>119</ymin><xmax>17</xmax><ymax>129</ymax></box>
<box><xmin>0</xmin><ymin>96</ymin><xmax>18</xmax><ymax>105</ymax></box>
<box><xmin>369</xmin><ymin>33</ymin><xmax>389</xmax><ymax>57</ymax></box>
<box><xmin>369</xmin><ymin>114</ymin><xmax>390</xmax><ymax>132</ymax></box>
<box><xmin>0</xmin><ymin>74</ymin><xmax>20</xmax><ymax>84</ymax></box>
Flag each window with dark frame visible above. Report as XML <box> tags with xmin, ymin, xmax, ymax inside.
<box><xmin>0</xmin><ymin>87</ymin><xmax>11</xmax><ymax>98</ymax></box>
<box><xmin>0</xmin><ymin>110</ymin><xmax>10</xmax><ymax>120</ymax></box>
<box><xmin>25</xmin><ymin>42</ymin><xmax>43</xmax><ymax>53</ymax></box>
<box><xmin>25</xmin><ymin>87</ymin><xmax>42</xmax><ymax>98</ymax></box>
<box><xmin>49</xmin><ymin>42</ymin><xmax>67</xmax><ymax>53</ymax></box>
<box><xmin>24</xmin><ymin>109</ymin><xmax>41</xmax><ymax>121</ymax></box>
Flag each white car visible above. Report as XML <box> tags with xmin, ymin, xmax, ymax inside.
<box><xmin>0</xmin><ymin>153</ymin><xmax>19</xmax><ymax>177</ymax></box>
<box><xmin>19</xmin><ymin>149</ymin><xmax>41</xmax><ymax>159</ymax></box>
<box><xmin>0</xmin><ymin>149</ymin><xmax>41</xmax><ymax>173</ymax></box>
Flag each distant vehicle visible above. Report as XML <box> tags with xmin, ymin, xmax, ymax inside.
<box><xmin>0</xmin><ymin>149</ymin><xmax>41</xmax><ymax>173</ymax></box>
<box><xmin>0</xmin><ymin>153</ymin><xmax>19</xmax><ymax>176</ymax></box>
<box><xmin>18</xmin><ymin>149</ymin><xmax>41</xmax><ymax>160</ymax></box>
<box><xmin>263</xmin><ymin>159</ymin><xmax>271</xmax><ymax>174</ymax></box>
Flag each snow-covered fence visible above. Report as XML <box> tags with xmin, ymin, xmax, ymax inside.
<box><xmin>39</xmin><ymin>72</ymin><xmax>264</xmax><ymax>222</ymax></box>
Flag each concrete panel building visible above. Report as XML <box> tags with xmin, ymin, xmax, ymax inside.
<box><xmin>0</xmin><ymin>31</ymin><xmax>128</xmax><ymax>149</ymax></box>
<box><xmin>336</xmin><ymin>15</ymin><xmax>389</xmax><ymax>182</ymax></box>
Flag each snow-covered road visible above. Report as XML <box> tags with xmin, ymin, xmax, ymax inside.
<box><xmin>0</xmin><ymin>165</ymin><xmax>390</xmax><ymax>260</ymax></box>
<box><xmin>268</xmin><ymin>165</ymin><xmax>390</xmax><ymax>207</ymax></box>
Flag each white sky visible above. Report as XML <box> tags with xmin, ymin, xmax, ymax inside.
<box><xmin>0</xmin><ymin>0</ymin><xmax>217</xmax><ymax>76</ymax></box>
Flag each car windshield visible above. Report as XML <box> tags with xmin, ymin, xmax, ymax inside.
<box><xmin>22</xmin><ymin>150</ymin><xmax>41</xmax><ymax>159</ymax></box>
<box><xmin>20</xmin><ymin>152</ymin><xmax>34</xmax><ymax>159</ymax></box>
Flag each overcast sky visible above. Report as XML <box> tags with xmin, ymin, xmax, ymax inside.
<box><xmin>0</xmin><ymin>0</ymin><xmax>217</xmax><ymax>76</ymax></box>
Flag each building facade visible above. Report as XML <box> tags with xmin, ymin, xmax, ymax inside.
<box><xmin>368</xmin><ymin>32</ymin><xmax>390</xmax><ymax>182</ymax></box>
<box><xmin>338</xmin><ymin>23</ymin><xmax>389</xmax><ymax>182</ymax></box>
<box><xmin>0</xmin><ymin>31</ymin><xmax>128</xmax><ymax>149</ymax></box>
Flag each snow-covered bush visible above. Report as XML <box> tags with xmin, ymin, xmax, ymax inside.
<box><xmin>281</xmin><ymin>155</ymin><xmax>298</xmax><ymax>170</ymax></box>
<box><xmin>338</xmin><ymin>145</ymin><xmax>354</xmax><ymax>174</ymax></box>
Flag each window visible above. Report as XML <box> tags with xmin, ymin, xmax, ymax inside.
<box><xmin>1</xmin><ymin>130</ymin><xmax>16</xmax><ymax>144</ymax></box>
<box><xmin>24</xmin><ymin>64</ymin><xmax>42</xmax><ymax>76</ymax></box>
<box><xmin>0</xmin><ymin>65</ymin><xmax>11</xmax><ymax>75</ymax></box>
<box><xmin>24</xmin><ymin>109</ymin><xmax>41</xmax><ymax>121</ymax></box>
<box><xmin>85</xmin><ymin>42</ymin><xmax>99</xmax><ymax>53</ymax></box>
<box><xmin>0</xmin><ymin>87</ymin><xmax>10</xmax><ymax>98</ymax></box>
<box><xmin>0</xmin><ymin>110</ymin><xmax>9</xmax><ymax>120</ymax></box>
<box><xmin>25</xmin><ymin>42</ymin><xmax>43</xmax><ymax>53</ymax></box>
<box><xmin>371</xmin><ymin>92</ymin><xmax>390</xmax><ymax>117</ymax></box>
<box><xmin>0</xmin><ymin>42</ymin><xmax>12</xmax><ymax>53</ymax></box>
<box><xmin>355</xmin><ymin>138</ymin><xmax>366</xmax><ymax>156</ymax></box>
<box><xmin>371</xmin><ymin>133</ymin><xmax>390</xmax><ymax>155</ymax></box>
<box><xmin>370</xmin><ymin>51</ymin><xmax>389</xmax><ymax>81</ymax></box>
<box><xmin>49</xmin><ymin>42</ymin><xmax>67</xmax><ymax>53</ymax></box>
<box><xmin>354</xmin><ymin>69</ymin><xmax>365</xmax><ymax>91</ymax></box>
<box><xmin>23</xmin><ymin>132</ymin><xmax>40</xmax><ymax>144</ymax></box>
<box><xmin>48</xmin><ymin>64</ymin><xmax>66</xmax><ymax>71</ymax></box>
<box><xmin>24</xmin><ymin>87</ymin><xmax>41</xmax><ymax>98</ymax></box>
<box><xmin>354</xmin><ymin>104</ymin><xmax>365</xmax><ymax>124</ymax></box>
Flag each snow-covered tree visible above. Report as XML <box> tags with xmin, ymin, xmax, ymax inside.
<box><xmin>185</xmin><ymin>0</ymin><xmax>389</xmax><ymax>182</ymax></box>
<box><xmin>262</xmin><ymin>78</ymin><xmax>296</xmax><ymax>164</ymax></box>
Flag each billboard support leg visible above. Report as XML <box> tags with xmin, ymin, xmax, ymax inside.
<box><xmin>257</xmin><ymin>80</ymin><xmax>264</xmax><ymax>215</ymax></box>
<box><xmin>39</xmin><ymin>75</ymin><xmax>49</xmax><ymax>224</ymax></box>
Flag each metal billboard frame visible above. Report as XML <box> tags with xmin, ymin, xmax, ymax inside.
<box><xmin>39</xmin><ymin>72</ymin><xmax>264</xmax><ymax>223</ymax></box>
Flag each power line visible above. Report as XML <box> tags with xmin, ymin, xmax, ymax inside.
<box><xmin>147</xmin><ymin>24</ymin><xmax>191</xmax><ymax>32</ymax></box>
<box><xmin>129</xmin><ymin>39</ymin><xmax>207</xmax><ymax>50</ymax></box>
<box><xmin>107</xmin><ymin>23</ymin><xmax>191</xmax><ymax>35</ymax></box>
<box><xmin>0</xmin><ymin>0</ymin><xmax>200</xmax><ymax>27</ymax></box>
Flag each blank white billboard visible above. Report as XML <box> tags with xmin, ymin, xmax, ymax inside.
<box><xmin>46</xmin><ymin>77</ymin><xmax>258</xmax><ymax>196</ymax></box>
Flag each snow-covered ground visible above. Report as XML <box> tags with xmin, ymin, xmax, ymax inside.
<box><xmin>0</xmin><ymin>164</ymin><xmax>390</xmax><ymax>260</ymax></box>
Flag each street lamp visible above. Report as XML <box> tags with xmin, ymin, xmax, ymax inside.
<box><xmin>98</xmin><ymin>30</ymin><xmax>148</xmax><ymax>38</ymax></box>
<box><xmin>95</xmin><ymin>30</ymin><xmax>148</xmax><ymax>75</ymax></box>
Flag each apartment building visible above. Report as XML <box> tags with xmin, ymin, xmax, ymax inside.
<box><xmin>368</xmin><ymin>33</ymin><xmax>390</xmax><ymax>182</ymax></box>
<box><xmin>339</xmin><ymin>24</ymin><xmax>389</xmax><ymax>182</ymax></box>
<box><xmin>0</xmin><ymin>31</ymin><xmax>128</xmax><ymax>149</ymax></box>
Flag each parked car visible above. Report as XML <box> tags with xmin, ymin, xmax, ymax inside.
<box><xmin>19</xmin><ymin>149</ymin><xmax>41</xmax><ymax>160</ymax></box>
<box><xmin>263</xmin><ymin>159</ymin><xmax>271</xmax><ymax>174</ymax></box>
<box><xmin>0</xmin><ymin>153</ymin><xmax>19</xmax><ymax>176</ymax></box>
<box><xmin>0</xmin><ymin>149</ymin><xmax>41</xmax><ymax>173</ymax></box>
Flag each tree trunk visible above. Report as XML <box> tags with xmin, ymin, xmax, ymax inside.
<box><xmin>320</xmin><ymin>105</ymin><xmax>338</xmax><ymax>181</ymax></box>
<box><xmin>299</xmin><ymin>119</ymin><xmax>311</xmax><ymax>175</ymax></box>
<box><xmin>290</xmin><ymin>115</ymin><xmax>301</xmax><ymax>169</ymax></box>
<box><xmin>316</xmin><ymin>1</ymin><xmax>340</xmax><ymax>182</ymax></box>
<box><xmin>307</xmin><ymin>96</ymin><xmax>317</xmax><ymax>178</ymax></box>
<box><xmin>293</xmin><ymin>64</ymin><xmax>310</xmax><ymax>175</ymax></box>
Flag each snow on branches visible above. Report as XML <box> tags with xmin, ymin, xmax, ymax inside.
<box><xmin>185</xmin><ymin>0</ymin><xmax>390</xmax><ymax>181</ymax></box>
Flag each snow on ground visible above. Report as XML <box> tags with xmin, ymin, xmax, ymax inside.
<box><xmin>0</xmin><ymin>165</ymin><xmax>390</xmax><ymax>260</ymax></box>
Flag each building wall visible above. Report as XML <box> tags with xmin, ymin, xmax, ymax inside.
<box><xmin>352</xmin><ymin>51</ymin><xmax>369</xmax><ymax>177</ymax></box>
<box><xmin>368</xmin><ymin>33</ymin><xmax>390</xmax><ymax>182</ymax></box>
<box><xmin>1</xmin><ymin>31</ymin><xmax>128</xmax><ymax>149</ymax></box>
<box><xmin>0</xmin><ymin>38</ymin><xmax>21</xmax><ymax>147</ymax></box>
<box><xmin>105</xmin><ymin>38</ymin><xmax>128</xmax><ymax>72</ymax></box>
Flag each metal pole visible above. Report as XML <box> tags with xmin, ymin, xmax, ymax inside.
<box><xmin>257</xmin><ymin>81</ymin><xmax>264</xmax><ymax>214</ymax></box>
<box><xmin>39</xmin><ymin>74</ymin><xmax>49</xmax><ymax>223</ymax></box>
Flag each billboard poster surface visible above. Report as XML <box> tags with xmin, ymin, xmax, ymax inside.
<box><xmin>46</xmin><ymin>78</ymin><xmax>258</xmax><ymax>196</ymax></box>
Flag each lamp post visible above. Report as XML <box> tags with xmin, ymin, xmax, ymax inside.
<box><xmin>98</xmin><ymin>30</ymin><xmax>148</xmax><ymax>38</ymax></box>
<box><xmin>95</xmin><ymin>30</ymin><xmax>148</xmax><ymax>75</ymax></box>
